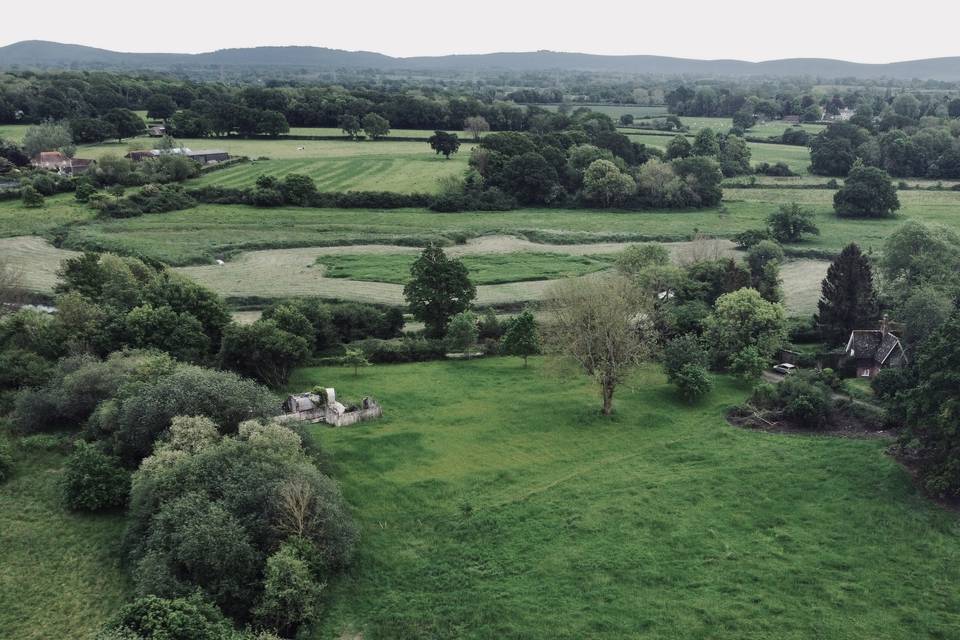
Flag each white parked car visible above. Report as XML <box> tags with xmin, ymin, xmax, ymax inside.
<box><xmin>772</xmin><ymin>363</ymin><xmax>798</xmax><ymax>375</ymax></box>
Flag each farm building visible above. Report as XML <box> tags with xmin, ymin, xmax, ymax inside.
<box><xmin>148</xmin><ymin>125</ymin><xmax>166</xmax><ymax>137</ymax></box>
<box><xmin>125</xmin><ymin>148</ymin><xmax>229</xmax><ymax>164</ymax></box>
<box><xmin>30</xmin><ymin>151</ymin><xmax>92</xmax><ymax>175</ymax></box>
<box><xmin>843</xmin><ymin>317</ymin><xmax>907</xmax><ymax>378</ymax></box>
<box><xmin>280</xmin><ymin>388</ymin><xmax>382</xmax><ymax>427</ymax></box>
<box><xmin>782</xmin><ymin>115</ymin><xmax>801</xmax><ymax>125</ymax></box>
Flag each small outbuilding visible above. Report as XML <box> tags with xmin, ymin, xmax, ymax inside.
<box><xmin>280</xmin><ymin>387</ymin><xmax>382</xmax><ymax>427</ymax></box>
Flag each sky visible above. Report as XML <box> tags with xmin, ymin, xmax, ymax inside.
<box><xmin>2</xmin><ymin>0</ymin><xmax>959</xmax><ymax>63</ymax></box>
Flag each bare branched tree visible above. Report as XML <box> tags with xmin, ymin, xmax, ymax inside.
<box><xmin>676</xmin><ymin>233</ymin><xmax>729</xmax><ymax>266</ymax></box>
<box><xmin>463</xmin><ymin>115</ymin><xmax>490</xmax><ymax>142</ymax></box>
<box><xmin>275</xmin><ymin>478</ymin><xmax>316</xmax><ymax>538</ymax></box>
<box><xmin>541</xmin><ymin>275</ymin><xmax>657</xmax><ymax>415</ymax></box>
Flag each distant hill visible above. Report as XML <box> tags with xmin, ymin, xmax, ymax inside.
<box><xmin>1</xmin><ymin>40</ymin><xmax>959</xmax><ymax>80</ymax></box>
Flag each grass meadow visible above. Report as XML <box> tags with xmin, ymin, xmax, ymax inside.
<box><xmin>625</xmin><ymin>132</ymin><xmax>814</xmax><ymax>174</ymax></box>
<box><xmin>286</xmin><ymin>358</ymin><xmax>960</xmax><ymax>639</ymax></box>
<box><xmin>0</xmin><ymin>123</ymin><xmax>29</xmax><ymax>143</ymax></box>
<box><xmin>317</xmin><ymin>252</ymin><xmax>615</xmax><ymax>285</ymax></box>
<box><xmin>48</xmin><ymin>188</ymin><xmax>960</xmax><ymax>265</ymax></box>
<box><xmin>75</xmin><ymin>137</ymin><xmax>475</xmax><ymax>194</ymax></box>
<box><xmin>0</xmin><ymin>442</ymin><xmax>129</xmax><ymax>640</ymax></box>
<box><xmin>537</xmin><ymin>104</ymin><xmax>670</xmax><ymax>118</ymax></box>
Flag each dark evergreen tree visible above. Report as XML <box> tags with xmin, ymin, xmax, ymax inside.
<box><xmin>815</xmin><ymin>243</ymin><xmax>879</xmax><ymax>345</ymax></box>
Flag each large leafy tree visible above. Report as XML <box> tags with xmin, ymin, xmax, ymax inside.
<box><xmin>704</xmin><ymin>287</ymin><xmax>787</xmax><ymax>369</ymax></box>
<box><xmin>815</xmin><ymin>243</ymin><xmax>879</xmax><ymax>345</ymax></box>
<box><xmin>103</xmin><ymin>108</ymin><xmax>146</xmax><ymax>142</ymax></box>
<box><xmin>501</xmin><ymin>151</ymin><xmax>560</xmax><ymax>204</ymax></box>
<box><xmin>361</xmin><ymin>113</ymin><xmax>390</xmax><ymax>140</ymax></box>
<box><xmin>691</xmin><ymin>128</ymin><xmax>720</xmax><ymax>156</ymax></box>
<box><xmin>403</xmin><ymin>245</ymin><xmax>476</xmax><ymax>338</ymax></box>
<box><xmin>899</xmin><ymin>308</ymin><xmax>960</xmax><ymax>497</ymax></box>
<box><xmin>501</xmin><ymin>309</ymin><xmax>540</xmax><ymax>367</ymax></box>
<box><xmin>582</xmin><ymin>158</ymin><xmax>635</xmax><ymax>207</ymax></box>
<box><xmin>145</xmin><ymin>94</ymin><xmax>177</xmax><ymax>120</ymax></box>
<box><xmin>767</xmin><ymin>203</ymin><xmax>819</xmax><ymax>243</ymax></box>
<box><xmin>22</xmin><ymin>121</ymin><xmax>75</xmax><ymax>158</ymax></box>
<box><xmin>541</xmin><ymin>275</ymin><xmax>655</xmax><ymax>415</ymax></box>
<box><xmin>665</xmin><ymin>135</ymin><xmax>692</xmax><ymax>160</ymax></box>
<box><xmin>718</xmin><ymin>134</ymin><xmax>752</xmax><ymax>177</ymax></box>
<box><xmin>833</xmin><ymin>162</ymin><xmax>900</xmax><ymax>218</ymax></box>
<box><xmin>218</xmin><ymin>319</ymin><xmax>310</xmax><ymax>387</ymax></box>
<box><xmin>428</xmin><ymin>131</ymin><xmax>461</xmax><ymax>158</ymax></box>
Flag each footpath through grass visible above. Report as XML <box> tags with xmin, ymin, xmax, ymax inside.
<box><xmin>291</xmin><ymin>358</ymin><xmax>960</xmax><ymax>640</ymax></box>
<box><xmin>0</xmin><ymin>442</ymin><xmax>128</xmax><ymax>640</ymax></box>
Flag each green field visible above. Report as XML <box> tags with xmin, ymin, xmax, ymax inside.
<box><xmin>280</xmin><ymin>357</ymin><xmax>960</xmax><ymax>639</ymax></box>
<box><xmin>318</xmin><ymin>252</ymin><xmax>614</xmax><ymax>285</ymax></box>
<box><xmin>79</xmin><ymin>137</ymin><xmax>475</xmax><ymax>162</ymax></box>
<box><xmin>74</xmin><ymin>137</ymin><xmax>475</xmax><ymax>194</ymax></box>
<box><xmin>627</xmin><ymin>133</ymin><xmax>813</xmax><ymax>174</ymax></box>
<box><xmin>8</xmin><ymin>184</ymin><xmax>960</xmax><ymax>316</ymax></box>
<box><xmin>0</xmin><ymin>123</ymin><xmax>29</xmax><ymax>143</ymax></box>
<box><xmin>285</xmin><ymin>127</ymin><xmax>467</xmax><ymax>138</ymax></box>
<box><xmin>0</xmin><ymin>442</ymin><xmax>129</xmax><ymax>640</ymax></box>
<box><xmin>537</xmin><ymin>104</ymin><xmax>670</xmax><ymax>118</ymax></box>
<box><xmin>48</xmin><ymin>188</ymin><xmax>960</xmax><ymax>265</ymax></box>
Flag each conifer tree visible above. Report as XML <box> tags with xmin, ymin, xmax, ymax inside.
<box><xmin>815</xmin><ymin>243</ymin><xmax>879</xmax><ymax>344</ymax></box>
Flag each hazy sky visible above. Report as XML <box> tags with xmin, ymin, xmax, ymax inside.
<box><xmin>2</xmin><ymin>0</ymin><xmax>959</xmax><ymax>62</ymax></box>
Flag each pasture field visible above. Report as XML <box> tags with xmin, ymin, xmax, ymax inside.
<box><xmin>191</xmin><ymin>154</ymin><xmax>467</xmax><ymax>193</ymax></box>
<box><xmin>677</xmin><ymin>116</ymin><xmax>826</xmax><ymax>137</ymax></box>
<box><xmin>628</xmin><ymin>133</ymin><xmax>813</xmax><ymax>174</ymax></box>
<box><xmin>9</xmin><ymin>185</ymin><xmax>960</xmax><ymax>314</ymax></box>
<box><xmin>537</xmin><ymin>103</ymin><xmax>670</xmax><ymax>118</ymax></box>
<box><xmin>75</xmin><ymin>137</ymin><xmax>474</xmax><ymax>194</ymax></box>
<box><xmin>79</xmin><ymin>137</ymin><xmax>475</xmax><ymax>161</ymax></box>
<box><xmin>0</xmin><ymin>443</ymin><xmax>129</xmax><ymax>640</ymax></box>
<box><xmin>0</xmin><ymin>123</ymin><xmax>29</xmax><ymax>143</ymax></box>
<box><xmin>0</xmin><ymin>194</ymin><xmax>96</xmax><ymax>237</ymax></box>
<box><xmin>287</xmin><ymin>358</ymin><xmax>960</xmax><ymax>639</ymax></box>
<box><xmin>285</xmin><ymin>127</ymin><xmax>468</xmax><ymax>138</ymax></box>
<box><xmin>317</xmin><ymin>251</ymin><xmax>615</xmax><ymax>285</ymax></box>
<box><xmin>52</xmin><ymin>188</ymin><xmax>960</xmax><ymax>265</ymax></box>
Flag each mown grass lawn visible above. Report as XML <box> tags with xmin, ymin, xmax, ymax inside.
<box><xmin>317</xmin><ymin>252</ymin><xmax>614</xmax><ymax>285</ymax></box>
<box><xmin>0</xmin><ymin>442</ymin><xmax>129</xmax><ymax>640</ymax></box>
<box><xmin>290</xmin><ymin>358</ymin><xmax>960</xmax><ymax>640</ymax></box>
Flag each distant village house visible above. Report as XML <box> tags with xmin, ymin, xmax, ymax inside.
<box><xmin>31</xmin><ymin>151</ymin><xmax>93</xmax><ymax>175</ymax></box>
<box><xmin>844</xmin><ymin>316</ymin><xmax>907</xmax><ymax>378</ymax></box>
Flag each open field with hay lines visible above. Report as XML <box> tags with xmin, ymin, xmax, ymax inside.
<box><xmin>79</xmin><ymin>137</ymin><xmax>476</xmax><ymax>162</ymax></box>
<box><xmin>6</xmin><ymin>233</ymin><xmax>824</xmax><ymax>314</ymax></box>
<box><xmin>192</xmin><ymin>155</ymin><xmax>467</xmax><ymax>193</ymax></box>
<box><xmin>316</xmin><ymin>252</ymin><xmax>616</xmax><ymax>285</ymax></box>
